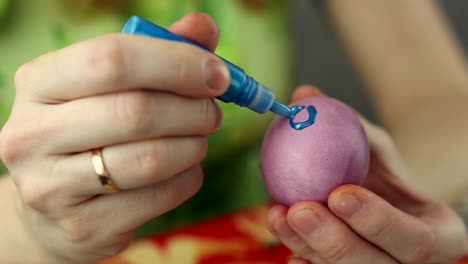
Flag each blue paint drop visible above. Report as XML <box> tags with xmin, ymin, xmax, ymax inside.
<box><xmin>289</xmin><ymin>105</ymin><xmax>317</xmax><ymax>130</ymax></box>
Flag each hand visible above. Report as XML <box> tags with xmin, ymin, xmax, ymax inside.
<box><xmin>0</xmin><ymin>13</ymin><xmax>228</xmax><ymax>263</ymax></box>
<box><xmin>266</xmin><ymin>85</ymin><xmax>468</xmax><ymax>264</ymax></box>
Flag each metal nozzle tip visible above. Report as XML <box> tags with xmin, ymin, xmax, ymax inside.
<box><xmin>270</xmin><ymin>101</ymin><xmax>292</xmax><ymax>117</ymax></box>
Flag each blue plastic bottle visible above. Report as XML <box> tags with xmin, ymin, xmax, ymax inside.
<box><xmin>122</xmin><ymin>16</ymin><xmax>291</xmax><ymax>117</ymax></box>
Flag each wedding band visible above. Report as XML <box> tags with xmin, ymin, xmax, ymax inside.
<box><xmin>91</xmin><ymin>148</ymin><xmax>120</xmax><ymax>193</ymax></box>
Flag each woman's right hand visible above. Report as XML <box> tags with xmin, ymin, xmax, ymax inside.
<box><xmin>0</xmin><ymin>13</ymin><xmax>228</xmax><ymax>263</ymax></box>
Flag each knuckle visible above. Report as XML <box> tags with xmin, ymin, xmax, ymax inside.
<box><xmin>0</xmin><ymin>122</ymin><xmax>50</xmax><ymax>166</ymax></box>
<box><xmin>198</xmin><ymin>99</ymin><xmax>217</xmax><ymax>129</ymax></box>
<box><xmin>295</xmin><ymin>243</ymin><xmax>316</xmax><ymax>261</ymax></box>
<box><xmin>170</xmin><ymin>45</ymin><xmax>210</xmax><ymax>91</ymax></box>
<box><xmin>88</xmin><ymin>37</ymin><xmax>126</xmax><ymax>87</ymax></box>
<box><xmin>174</xmin><ymin>45</ymin><xmax>201</xmax><ymax>80</ymax></box>
<box><xmin>59</xmin><ymin>215</ymin><xmax>94</xmax><ymax>243</ymax></box>
<box><xmin>174</xmin><ymin>49</ymin><xmax>190</xmax><ymax>81</ymax></box>
<box><xmin>367</xmin><ymin>218</ymin><xmax>393</xmax><ymax>242</ymax></box>
<box><xmin>403</xmin><ymin>228</ymin><xmax>436</xmax><ymax>264</ymax></box>
<box><xmin>113</xmin><ymin>91</ymin><xmax>154</xmax><ymax>136</ymax></box>
<box><xmin>0</xmin><ymin>126</ymin><xmax>18</xmax><ymax>166</ymax></box>
<box><xmin>320</xmin><ymin>240</ymin><xmax>350</xmax><ymax>262</ymax></box>
<box><xmin>18</xmin><ymin>179</ymin><xmax>56</xmax><ymax>212</ymax></box>
<box><xmin>136</xmin><ymin>141</ymin><xmax>167</xmax><ymax>176</ymax></box>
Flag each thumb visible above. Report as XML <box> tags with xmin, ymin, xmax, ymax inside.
<box><xmin>290</xmin><ymin>84</ymin><xmax>324</xmax><ymax>102</ymax></box>
<box><xmin>168</xmin><ymin>12</ymin><xmax>220</xmax><ymax>52</ymax></box>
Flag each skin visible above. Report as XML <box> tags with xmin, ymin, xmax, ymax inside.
<box><xmin>324</xmin><ymin>0</ymin><xmax>468</xmax><ymax>203</ymax></box>
<box><xmin>266</xmin><ymin>1</ymin><xmax>468</xmax><ymax>262</ymax></box>
<box><xmin>0</xmin><ymin>9</ymin><xmax>466</xmax><ymax>264</ymax></box>
<box><xmin>0</xmin><ymin>13</ymin><xmax>229</xmax><ymax>263</ymax></box>
<box><xmin>266</xmin><ymin>85</ymin><xmax>468</xmax><ymax>264</ymax></box>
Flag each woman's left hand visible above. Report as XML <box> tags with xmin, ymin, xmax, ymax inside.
<box><xmin>266</xmin><ymin>85</ymin><xmax>468</xmax><ymax>264</ymax></box>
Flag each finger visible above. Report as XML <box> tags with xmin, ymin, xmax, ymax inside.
<box><xmin>329</xmin><ymin>185</ymin><xmax>437</xmax><ymax>264</ymax></box>
<box><xmin>287</xmin><ymin>201</ymin><xmax>397</xmax><ymax>264</ymax></box>
<box><xmin>20</xmin><ymin>33</ymin><xmax>230</xmax><ymax>102</ymax></box>
<box><xmin>76</xmin><ymin>166</ymin><xmax>203</xmax><ymax>238</ymax></box>
<box><xmin>44</xmin><ymin>91</ymin><xmax>221</xmax><ymax>153</ymax></box>
<box><xmin>291</xmin><ymin>85</ymin><xmax>324</xmax><ymax>102</ymax></box>
<box><xmin>288</xmin><ymin>257</ymin><xmax>311</xmax><ymax>264</ymax></box>
<box><xmin>58</xmin><ymin>137</ymin><xmax>207</xmax><ymax>195</ymax></box>
<box><xmin>169</xmin><ymin>12</ymin><xmax>220</xmax><ymax>52</ymax></box>
<box><xmin>266</xmin><ymin>204</ymin><xmax>325</xmax><ymax>264</ymax></box>
<box><xmin>429</xmin><ymin>205</ymin><xmax>468</xmax><ymax>263</ymax></box>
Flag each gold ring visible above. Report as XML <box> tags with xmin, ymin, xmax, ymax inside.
<box><xmin>91</xmin><ymin>148</ymin><xmax>120</xmax><ymax>193</ymax></box>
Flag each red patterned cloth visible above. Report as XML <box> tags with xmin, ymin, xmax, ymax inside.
<box><xmin>102</xmin><ymin>205</ymin><xmax>468</xmax><ymax>264</ymax></box>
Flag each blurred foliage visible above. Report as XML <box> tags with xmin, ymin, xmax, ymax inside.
<box><xmin>0</xmin><ymin>0</ymin><xmax>8</xmax><ymax>22</ymax></box>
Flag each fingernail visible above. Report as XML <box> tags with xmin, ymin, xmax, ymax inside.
<box><xmin>213</xmin><ymin>100</ymin><xmax>223</xmax><ymax>131</ymax></box>
<box><xmin>291</xmin><ymin>209</ymin><xmax>321</xmax><ymax>235</ymax></box>
<box><xmin>205</xmin><ymin>59</ymin><xmax>229</xmax><ymax>92</ymax></box>
<box><xmin>332</xmin><ymin>193</ymin><xmax>364</xmax><ymax>219</ymax></box>
<box><xmin>273</xmin><ymin>218</ymin><xmax>296</xmax><ymax>238</ymax></box>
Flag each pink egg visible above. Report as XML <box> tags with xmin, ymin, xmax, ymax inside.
<box><xmin>260</xmin><ymin>96</ymin><xmax>369</xmax><ymax>206</ymax></box>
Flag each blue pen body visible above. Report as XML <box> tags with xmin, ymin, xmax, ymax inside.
<box><xmin>122</xmin><ymin>16</ymin><xmax>291</xmax><ymax>117</ymax></box>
